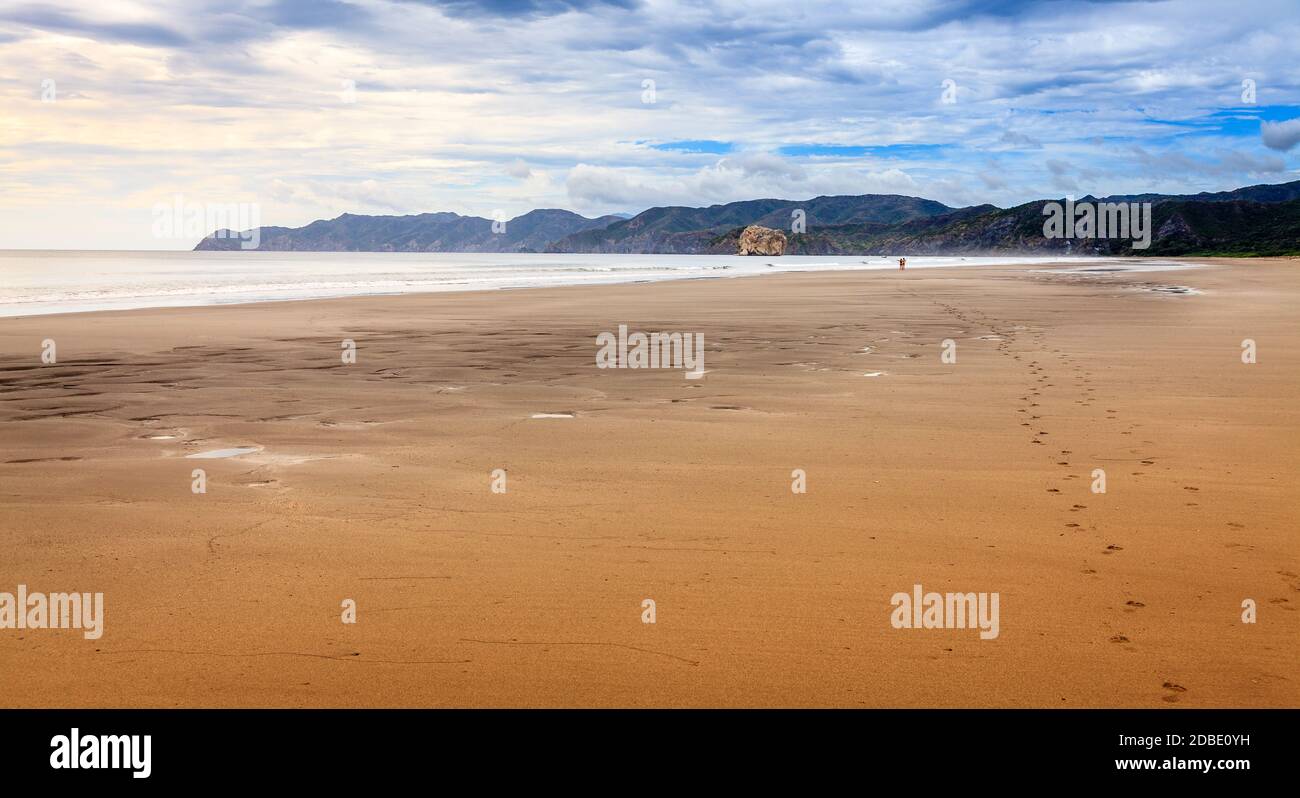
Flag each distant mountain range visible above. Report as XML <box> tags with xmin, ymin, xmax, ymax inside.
<box><xmin>196</xmin><ymin>180</ymin><xmax>1300</xmax><ymax>256</ymax></box>
<box><xmin>197</xmin><ymin>208</ymin><xmax>623</xmax><ymax>253</ymax></box>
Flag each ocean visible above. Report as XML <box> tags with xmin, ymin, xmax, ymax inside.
<box><xmin>0</xmin><ymin>250</ymin><xmax>1108</xmax><ymax>318</ymax></box>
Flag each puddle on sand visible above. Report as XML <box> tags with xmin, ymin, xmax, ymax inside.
<box><xmin>1139</xmin><ymin>284</ymin><xmax>1202</xmax><ymax>296</ymax></box>
<box><xmin>186</xmin><ymin>447</ymin><xmax>261</xmax><ymax>459</ymax></box>
<box><xmin>1035</xmin><ymin>260</ymin><xmax>1206</xmax><ymax>275</ymax></box>
<box><xmin>531</xmin><ymin>413</ymin><xmax>576</xmax><ymax>419</ymax></box>
<box><xmin>863</xmin><ymin>371</ymin><xmax>887</xmax><ymax>377</ymax></box>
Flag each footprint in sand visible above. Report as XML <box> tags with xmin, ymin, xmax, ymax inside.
<box><xmin>1109</xmin><ymin>635</ymin><xmax>1130</xmax><ymax>644</ymax></box>
<box><xmin>1161</xmin><ymin>682</ymin><xmax>1188</xmax><ymax>703</ymax></box>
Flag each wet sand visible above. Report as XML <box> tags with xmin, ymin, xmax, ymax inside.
<box><xmin>0</xmin><ymin>257</ymin><xmax>1297</xmax><ymax>707</ymax></box>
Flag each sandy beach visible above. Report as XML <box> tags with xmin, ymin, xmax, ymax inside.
<box><xmin>0</xmin><ymin>258</ymin><xmax>1296</xmax><ymax>708</ymax></box>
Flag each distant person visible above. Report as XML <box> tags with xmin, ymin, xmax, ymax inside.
<box><xmin>899</xmin><ymin>257</ymin><xmax>906</xmax><ymax>270</ymax></box>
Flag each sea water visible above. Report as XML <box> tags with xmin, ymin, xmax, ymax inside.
<box><xmin>0</xmin><ymin>250</ymin><xmax>1125</xmax><ymax>318</ymax></box>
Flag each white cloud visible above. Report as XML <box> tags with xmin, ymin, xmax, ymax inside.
<box><xmin>1261</xmin><ymin>118</ymin><xmax>1300</xmax><ymax>152</ymax></box>
<box><xmin>565</xmin><ymin>154</ymin><xmax>921</xmax><ymax>214</ymax></box>
<box><xmin>504</xmin><ymin>159</ymin><xmax>533</xmax><ymax>179</ymax></box>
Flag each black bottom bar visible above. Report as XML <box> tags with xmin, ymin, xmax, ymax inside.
<box><xmin>1</xmin><ymin>709</ymin><xmax>1284</xmax><ymax>785</ymax></box>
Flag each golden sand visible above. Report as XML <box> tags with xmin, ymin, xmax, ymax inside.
<box><xmin>1</xmin><ymin>258</ymin><xmax>1296</xmax><ymax>707</ymax></box>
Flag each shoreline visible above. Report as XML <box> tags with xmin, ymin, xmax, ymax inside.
<box><xmin>0</xmin><ymin>252</ymin><xmax>1200</xmax><ymax>320</ymax></box>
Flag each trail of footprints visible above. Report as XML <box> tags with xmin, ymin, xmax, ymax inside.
<box><xmin>928</xmin><ymin>298</ymin><xmax>1205</xmax><ymax>705</ymax></box>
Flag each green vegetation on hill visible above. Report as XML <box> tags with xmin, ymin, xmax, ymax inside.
<box><xmin>196</xmin><ymin>180</ymin><xmax>1300</xmax><ymax>256</ymax></box>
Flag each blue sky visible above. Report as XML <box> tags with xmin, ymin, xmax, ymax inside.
<box><xmin>1</xmin><ymin>0</ymin><xmax>1298</xmax><ymax>248</ymax></box>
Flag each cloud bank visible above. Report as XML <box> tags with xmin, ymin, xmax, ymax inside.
<box><xmin>1</xmin><ymin>0</ymin><xmax>1297</xmax><ymax>247</ymax></box>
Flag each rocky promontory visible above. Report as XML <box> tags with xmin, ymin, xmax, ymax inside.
<box><xmin>736</xmin><ymin>224</ymin><xmax>787</xmax><ymax>255</ymax></box>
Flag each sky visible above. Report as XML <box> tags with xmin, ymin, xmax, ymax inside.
<box><xmin>1</xmin><ymin>0</ymin><xmax>1298</xmax><ymax>249</ymax></box>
